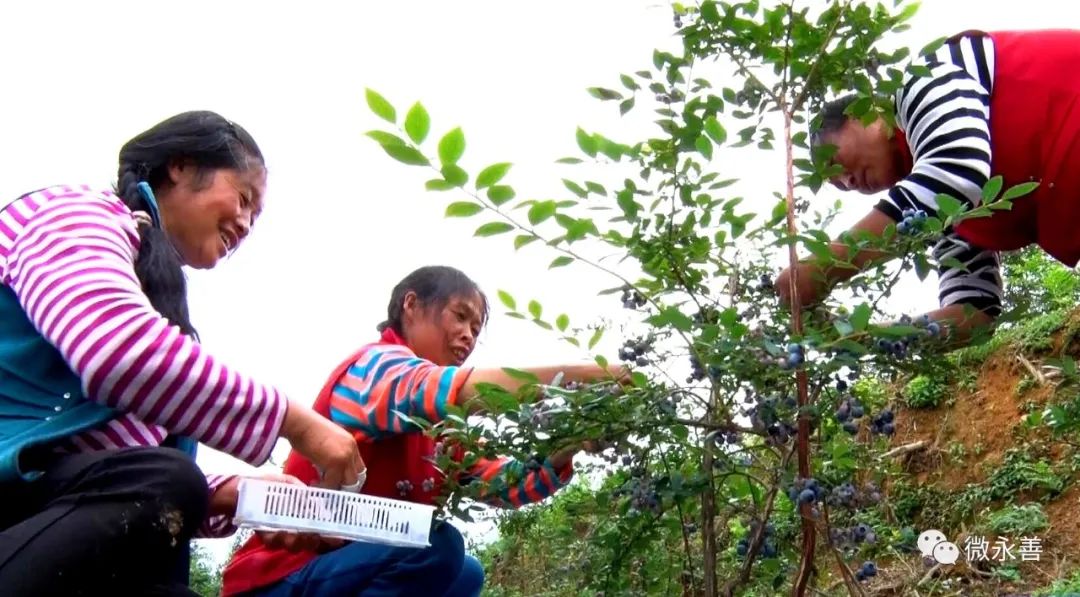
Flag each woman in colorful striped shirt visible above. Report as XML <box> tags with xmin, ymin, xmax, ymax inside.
<box><xmin>222</xmin><ymin>265</ymin><xmax>629</xmax><ymax>597</ymax></box>
<box><xmin>775</xmin><ymin>29</ymin><xmax>1080</xmax><ymax>341</ymax></box>
<box><xmin>0</xmin><ymin>111</ymin><xmax>364</xmax><ymax>595</ymax></box>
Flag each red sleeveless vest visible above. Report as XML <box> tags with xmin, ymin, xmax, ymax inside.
<box><xmin>221</xmin><ymin>330</ymin><xmax>449</xmax><ymax>596</ymax></box>
<box><xmin>936</xmin><ymin>30</ymin><xmax>1080</xmax><ymax>266</ymax></box>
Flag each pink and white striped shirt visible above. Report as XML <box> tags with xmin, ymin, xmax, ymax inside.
<box><xmin>0</xmin><ymin>185</ymin><xmax>288</xmax><ymax>537</ymax></box>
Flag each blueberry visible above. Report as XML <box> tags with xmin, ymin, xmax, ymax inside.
<box><xmin>898</xmin><ymin>220</ymin><xmax>910</xmax><ymax>234</ymax></box>
<box><xmin>862</xmin><ymin>561</ymin><xmax>878</xmax><ymax>577</ymax></box>
<box><xmin>787</xmin><ymin>353</ymin><xmax>803</xmax><ymax>368</ymax></box>
<box><xmin>736</xmin><ymin>539</ymin><xmax>748</xmax><ymax>556</ymax></box>
<box><xmin>798</xmin><ymin>488</ymin><xmax>816</xmax><ymax>504</ymax></box>
<box><xmin>843</xmin><ymin>422</ymin><xmax>858</xmax><ymax>434</ymax></box>
<box><xmin>762</xmin><ymin>541</ymin><xmax>777</xmax><ymax>558</ymax></box>
<box><xmin>880</xmin><ymin>409</ymin><xmax>894</xmax><ymax>423</ymax></box>
<box><xmin>787</xmin><ymin>343</ymin><xmax>802</xmax><ymax>354</ymax></box>
<box><xmin>851</xmin><ymin>404</ymin><xmax>864</xmax><ymax>418</ymax></box>
<box><xmin>927</xmin><ymin>321</ymin><xmax>941</xmax><ymax>336</ymax></box>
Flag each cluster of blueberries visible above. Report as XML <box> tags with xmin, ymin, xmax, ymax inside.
<box><xmin>735</xmin><ymin>520</ymin><xmax>778</xmax><ymax>559</ymax></box>
<box><xmin>896</xmin><ymin>208</ymin><xmax>928</xmax><ymax>235</ymax></box>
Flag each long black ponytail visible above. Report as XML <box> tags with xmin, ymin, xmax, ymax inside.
<box><xmin>114</xmin><ymin>111</ymin><xmax>264</xmax><ymax>337</ymax></box>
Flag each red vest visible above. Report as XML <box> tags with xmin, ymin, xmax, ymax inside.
<box><xmin>221</xmin><ymin>332</ymin><xmax>451</xmax><ymax>596</ymax></box>
<box><xmin>936</xmin><ymin>30</ymin><xmax>1080</xmax><ymax>266</ymax></box>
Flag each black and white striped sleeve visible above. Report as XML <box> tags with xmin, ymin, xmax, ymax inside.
<box><xmin>881</xmin><ymin>34</ymin><xmax>1001</xmax><ymax>316</ymax></box>
<box><xmin>874</xmin><ymin>36</ymin><xmax>993</xmax><ymax>222</ymax></box>
<box><xmin>931</xmin><ymin>229</ymin><xmax>1003</xmax><ymax>317</ymax></box>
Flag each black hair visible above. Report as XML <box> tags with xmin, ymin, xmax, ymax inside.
<box><xmin>809</xmin><ymin>94</ymin><xmax>858</xmax><ymax>152</ymax></box>
<box><xmin>377</xmin><ymin>265</ymin><xmax>490</xmax><ymax>335</ymax></box>
<box><xmin>115</xmin><ymin>111</ymin><xmax>264</xmax><ymax>338</ymax></box>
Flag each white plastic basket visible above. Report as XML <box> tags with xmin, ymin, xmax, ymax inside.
<box><xmin>234</xmin><ymin>479</ymin><xmax>435</xmax><ymax>548</ymax></box>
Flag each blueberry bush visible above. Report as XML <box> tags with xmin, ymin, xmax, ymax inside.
<box><xmin>363</xmin><ymin>1</ymin><xmax>1041</xmax><ymax>595</ymax></box>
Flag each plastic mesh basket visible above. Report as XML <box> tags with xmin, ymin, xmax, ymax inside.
<box><xmin>234</xmin><ymin>479</ymin><xmax>435</xmax><ymax>548</ymax></box>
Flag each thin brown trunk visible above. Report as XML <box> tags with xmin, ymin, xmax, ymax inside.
<box><xmin>782</xmin><ymin>108</ymin><xmax>816</xmax><ymax>597</ymax></box>
<box><xmin>701</xmin><ymin>384</ymin><xmax>719</xmax><ymax>596</ymax></box>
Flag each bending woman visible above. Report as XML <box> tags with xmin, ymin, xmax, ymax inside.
<box><xmin>0</xmin><ymin>111</ymin><xmax>363</xmax><ymax>596</ymax></box>
<box><xmin>223</xmin><ymin>265</ymin><xmax>627</xmax><ymax>596</ymax></box>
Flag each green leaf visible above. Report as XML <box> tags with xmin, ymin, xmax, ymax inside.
<box><xmin>850</xmin><ymin>303</ymin><xmax>872</xmax><ymax>332</ymax></box>
<box><xmin>497</xmin><ymin>290</ymin><xmax>516</xmax><ymax>310</ymax></box>
<box><xmin>555</xmin><ymin>314</ymin><xmax>570</xmax><ymax>331</ymax></box>
<box><xmin>935</xmin><ymin>194</ymin><xmax>964</xmax><ymax>218</ymax></box>
<box><xmin>919</xmin><ymin>35</ymin><xmax>948</xmax><ymax>57</ymax></box>
<box><xmin>874</xmin><ymin>324</ymin><xmax>921</xmax><ymax>338</ymax></box>
<box><xmin>913</xmin><ymin>252</ymin><xmax>930</xmax><ymax>281</ymax></box>
<box><xmin>563</xmin><ymin>179</ymin><xmax>588</xmax><ymax>198</ymax></box>
<box><xmin>616</xmin><ymin>190</ymin><xmax>639</xmax><ymax>221</ymax></box>
<box><xmin>619</xmin><ymin>74</ymin><xmax>639</xmax><ymax>91</ymax></box>
<box><xmin>648</xmin><ymin>307</ymin><xmax>694</xmax><ymax>332</ymax></box>
<box><xmin>528</xmin><ymin>201</ymin><xmax>557</xmax><ymax>225</ymax></box>
<box><xmin>576</xmin><ymin>128</ymin><xmax>597</xmax><ymax>157</ymax></box>
<box><xmin>704</xmin><ymin>116</ymin><xmax>727</xmax><ymax>144</ymax></box>
<box><xmin>441</xmin><ymin>164</ymin><xmax>468</xmax><ymax>187</ymax></box>
<box><xmin>381</xmin><ymin>144</ymin><xmax>430</xmax><ymax>166</ymax></box>
<box><xmin>487</xmin><ymin>185</ymin><xmax>515</xmax><ymax>206</ymax></box>
<box><xmin>365</xmin><ymin>89</ymin><xmax>396</xmax><ymax>123</ymax></box>
<box><xmin>906</xmin><ymin>64</ymin><xmax>933</xmax><ymax>78</ymax></box>
<box><xmin>981</xmin><ymin>175</ymin><xmax>1003</xmax><ymax>202</ymax></box>
<box><xmin>556</xmin><ymin>157</ymin><xmax>583</xmax><ymax>164</ymax></box>
<box><xmin>833</xmin><ymin>340</ymin><xmax>868</xmax><ymax>356</ymax></box>
<box><xmin>587</xmin><ymin>327</ymin><xmax>604</xmax><ymax>350</ymax></box>
<box><xmin>584</xmin><ymin>181</ymin><xmax>607</xmax><ymax>196</ymax></box>
<box><xmin>474</xmin><ymin>222</ymin><xmax>513</xmax><ymax>237</ymax></box>
<box><xmin>438</xmin><ymin>127</ymin><xmax>466</xmax><ymax>166</ymax></box>
<box><xmin>695</xmin><ymin>136</ymin><xmax>713</xmax><ymax>159</ymax></box>
<box><xmin>587</xmin><ymin>87</ymin><xmax>623</xmax><ymax>101</ymax></box>
<box><xmin>366</xmin><ymin>130</ymin><xmax>407</xmax><ymax>147</ymax></box>
<box><xmin>476</xmin><ymin>163</ymin><xmax>512</xmax><ymax>189</ymax></box>
<box><xmin>1001</xmin><ymin>181</ymin><xmax>1039</xmax><ymax>201</ymax></box>
<box><xmin>527</xmin><ymin>300</ymin><xmax>542</xmax><ymax>319</ymax></box>
<box><xmin>549</xmin><ymin>256</ymin><xmax>573</xmax><ymax>269</ymax></box>
<box><xmin>425</xmin><ymin>179</ymin><xmax>455</xmax><ymax>191</ymax></box>
<box><xmin>514</xmin><ymin>234</ymin><xmax>539</xmax><ymax>250</ymax></box>
<box><xmin>619</xmin><ymin>98</ymin><xmax>635</xmax><ymax>115</ymax></box>
<box><xmin>445</xmin><ymin>202</ymin><xmax>483</xmax><ymax>217</ymax></box>
<box><xmin>501</xmin><ymin>367</ymin><xmax>539</xmax><ymax>384</ymax></box>
<box><xmin>631</xmin><ymin>372</ymin><xmax>648</xmax><ymax>388</ymax></box>
<box><xmin>404</xmin><ymin>102</ymin><xmax>430</xmax><ymax>144</ymax></box>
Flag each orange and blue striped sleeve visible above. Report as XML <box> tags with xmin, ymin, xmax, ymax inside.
<box><xmin>328</xmin><ymin>344</ymin><xmax>473</xmax><ymax>441</ymax></box>
<box><xmin>462</xmin><ymin>456</ymin><xmax>574</xmax><ymax>509</ymax></box>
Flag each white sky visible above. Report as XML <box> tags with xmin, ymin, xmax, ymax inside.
<box><xmin>0</xmin><ymin>0</ymin><xmax>1073</xmax><ymax>569</ymax></box>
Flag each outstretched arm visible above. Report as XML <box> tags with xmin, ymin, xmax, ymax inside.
<box><xmin>458</xmin><ymin>453</ymin><xmax>575</xmax><ymax>509</ymax></box>
<box><xmin>779</xmin><ymin>38</ymin><xmax>994</xmax><ymax>310</ymax></box>
<box><xmin>328</xmin><ymin>345</ymin><xmax>629</xmax><ymax>441</ymax></box>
